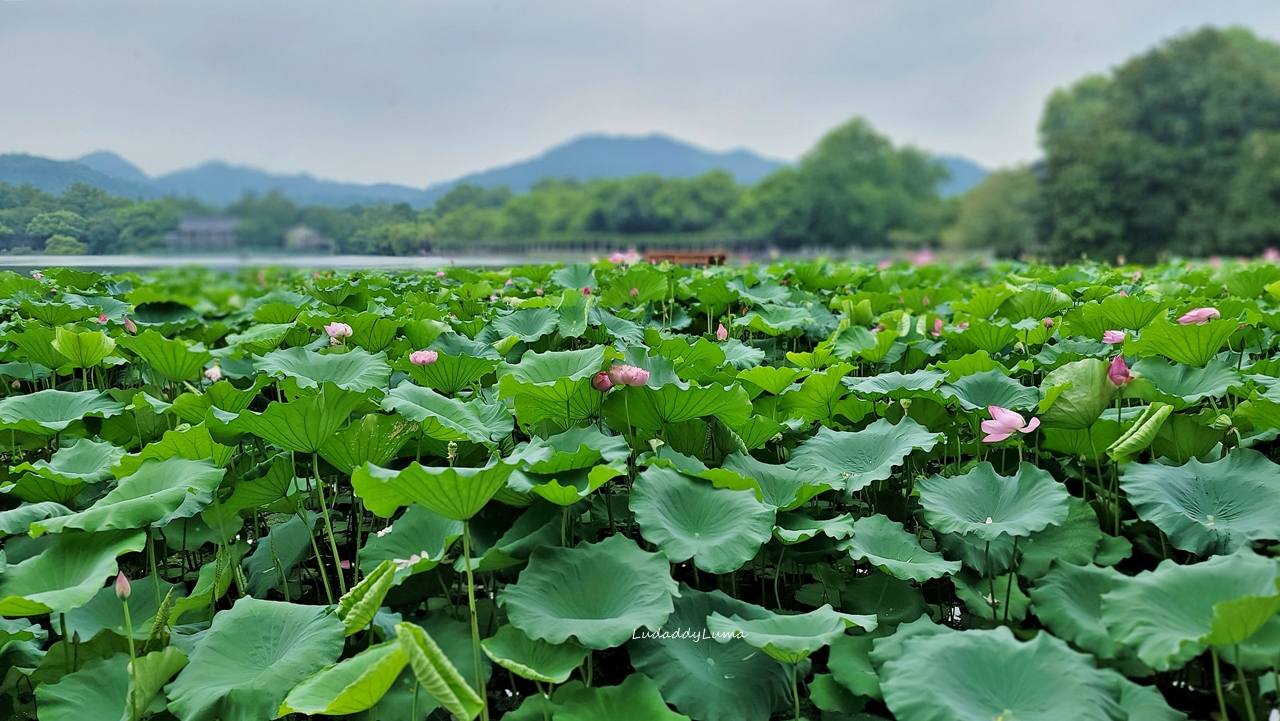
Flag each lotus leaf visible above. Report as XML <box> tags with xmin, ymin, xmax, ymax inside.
<box><xmin>790</xmin><ymin>418</ymin><xmax>940</xmax><ymax>492</ymax></box>
<box><xmin>838</xmin><ymin>514</ymin><xmax>961</xmax><ymax>582</ymax></box>
<box><xmin>917</xmin><ymin>462</ymin><xmax>1070</xmax><ymax>541</ymax></box>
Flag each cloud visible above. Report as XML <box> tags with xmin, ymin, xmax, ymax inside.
<box><xmin>0</xmin><ymin>0</ymin><xmax>1277</xmax><ymax>185</ymax></box>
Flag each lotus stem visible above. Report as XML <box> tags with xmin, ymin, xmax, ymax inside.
<box><xmin>983</xmin><ymin>541</ymin><xmax>997</xmax><ymax>620</ymax></box>
<box><xmin>462</xmin><ymin>521</ymin><xmax>490</xmax><ymax>721</ymax></box>
<box><xmin>122</xmin><ymin>598</ymin><xmax>137</xmax><ymax>720</ymax></box>
<box><xmin>1237</xmin><ymin>645</ymin><xmax>1258</xmax><ymax>721</ymax></box>
<box><xmin>313</xmin><ymin>453</ymin><xmax>347</xmax><ymax>595</ymax></box>
<box><xmin>1213</xmin><ymin>647</ymin><xmax>1229</xmax><ymax>721</ymax></box>
<box><xmin>299</xmin><ymin>508</ymin><xmax>334</xmax><ymax>605</ymax></box>
<box><xmin>59</xmin><ymin>613</ymin><xmax>71</xmax><ymax>672</ymax></box>
<box><xmin>1003</xmin><ymin>537</ymin><xmax>1018</xmax><ymax>624</ymax></box>
<box><xmin>791</xmin><ymin>662</ymin><xmax>801</xmax><ymax>721</ymax></box>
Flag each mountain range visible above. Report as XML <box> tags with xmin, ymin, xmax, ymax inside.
<box><xmin>0</xmin><ymin>134</ymin><xmax>987</xmax><ymax>208</ymax></box>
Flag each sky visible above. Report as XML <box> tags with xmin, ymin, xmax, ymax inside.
<box><xmin>2</xmin><ymin>1</ymin><xmax>1279</xmax><ymax>187</ymax></box>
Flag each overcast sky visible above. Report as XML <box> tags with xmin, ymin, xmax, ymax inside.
<box><xmin>2</xmin><ymin>1</ymin><xmax>1279</xmax><ymax>187</ymax></box>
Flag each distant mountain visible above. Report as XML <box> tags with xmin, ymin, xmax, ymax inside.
<box><xmin>423</xmin><ymin>134</ymin><xmax>787</xmax><ymax>202</ymax></box>
<box><xmin>152</xmin><ymin>162</ymin><xmax>427</xmax><ymax>208</ymax></box>
<box><xmin>0</xmin><ymin>154</ymin><xmax>155</xmax><ymax>198</ymax></box>
<box><xmin>0</xmin><ymin>135</ymin><xmax>986</xmax><ymax>208</ymax></box>
<box><xmin>76</xmin><ymin>151</ymin><xmax>151</xmax><ymax>185</ymax></box>
<box><xmin>937</xmin><ymin>155</ymin><xmax>987</xmax><ymax>196</ymax></box>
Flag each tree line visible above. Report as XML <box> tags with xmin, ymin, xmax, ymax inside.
<box><xmin>3</xmin><ymin>25</ymin><xmax>1278</xmax><ymax>260</ymax></box>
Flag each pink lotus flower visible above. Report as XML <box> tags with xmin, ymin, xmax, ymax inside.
<box><xmin>1131</xmin><ymin>270</ymin><xmax>1141</xmax><ymax>282</ymax></box>
<box><xmin>911</xmin><ymin>249</ymin><xmax>937</xmax><ymax>266</ymax></box>
<box><xmin>1177</xmin><ymin>308</ymin><xmax>1220</xmax><ymax>325</ymax></box>
<box><xmin>339</xmin><ymin>559</ymin><xmax>351</xmax><ymax>570</ymax></box>
<box><xmin>505</xmin><ymin>279</ymin><xmax>513</xmax><ymax>286</ymax></box>
<box><xmin>123</xmin><ymin>317</ymin><xmax>137</xmax><ymax>334</ymax></box>
<box><xmin>95</xmin><ymin>314</ymin><xmax>107</xmax><ymax>323</ymax></box>
<box><xmin>204</xmin><ymin>365</ymin><xmax>222</xmax><ymax>382</ymax></box>
<box><xmin>607</xmin><ymin>364</ymin><xmax>649</xmax><ymax>387</ymax></box>
<box><xmin>716</xmin><ymin>323</ymin><xmax>729</xmax><ymax>341</ymax></box>
<box><xmin>114</xmin><ymin>572</ymin><xmax>131</xmax><ymax>600</ymax></box>
<box><xmin>981</xmin><ymin>406</ymin><xmax>1040</xmax><ymax>443</ymax></box>
<box><xmin>325</xmin><ymin>322</ymin><xmax>353</xmax><ymax>341</ymax></box>
<box><xmin>1209</xmin><ymin>256</ymin><xmax>1223</xmax><ymax>269</ymax></box>
<box><xmin>957</xmin><ymin>321</ymin><xmax>969</xmax><ymax>330</ymax></box>
<box><xmin>1102</xmin><ymin>330</ymin><xmax>1125</xmax><ymax>344</ymax></box>
<box><xmin>1108</xmin><ymin>356</ymin><xmax>1134</xmax><ymax>387</ymax></box>
<box><xmin>535</xmin><ymin>287</ymin><xmax>544</xmax><ymax>296</ymax></box>
<box><xmin>1265</xmin><ymin>247</ymin><xmax>1280</xmax><ymax>262</ymax></box>
<box><xmin>1119</xmin><ymin>290</ymin><xmax>1129</xmax><ymax>297</ymax></box>
<box><xmin>582</xmin><ymin>287</ymin><xmax>592</xmax><ymax>295</ymax></box>
<box><xmin>31</xmin><ymin>272</ymin><xmax>42</xmax><ymax>280</ymax></box>
<box><xmin>436</xmin><ymin>270</ymin><xmax>446</xmax><ymax>278</ymax></box>
<box><xmin>931</xmin><ymin>318</ymin><xmax>943</xmax><ymax>337</ymax></box>
<box><xmin>313</xmin><ymin>272</ymin><xmax>321</xmax><ymax>278</ymax></box>
<box><xmin>1043</xmin><ymin>318</ymin><xmax>1054</xmax><ymax>328</ymax></box>
<box><xmin>591</xmin><ymin>371</ymin><xmax>613</xmax><ymax>392</ymax></box>
<box><xmin>630</xmin><ymin>287</ymin><xmax>639</xmax><ymax>298</ymax></box>
<box><xmin>876</xmin><ymin>259</ymin><xmax>892</xmax><ymax>270</ymax></box>
<box><xmin>410</xmin><ymin>350</ymin><xmax>438</xmax><ymax>366</ymax></box>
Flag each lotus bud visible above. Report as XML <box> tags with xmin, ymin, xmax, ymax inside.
<box><xmin>900</xmin><ymin>399</ymin><xmax>913</xmax><ymax>411</ymax></box>
<box><xmin>410</xmin><ymin>350</ymin><xmax>438</xmax><ymax>366</ymax></box>
<box><xmin>96</xmin><ymin>314</ymin><xmax>108</xmax><ymax>323</ymax></box>
<box><xmin>922</xmin><ymin>296</ymin><xmax>930</xmax><ymax>307</ymax></box>
<box><xmin>123</xmin><ymin>317</ymin><xmax>137</xmax><ymax>334</ymax></box>
<box><xmin>1107</xmin><ymin>356</ymin><xmax>1134</xmax><ymax>387</ymax></box>
<box><xmin>1043</xmin><ymin>317</ymin><xmax>1053</xmax><ymax>328</ymax></box>
<box><xmin>324</xmin><ymin>322</ymin><xmax>353</xmax><ymax>341</ymax></box>
<box><xmin>204</xmin><ymin>365</ymin><xmax>222</xmax><ymax>382</ymax></box>
<box><xmin>114</xmin><ymin>572</ymin><xmax>131</xmax><ymax>600</ymax></box>
<box><xmin>31</xmin><ymin>271</ymin><xmax>42</xmax><ymax>280</ymax></box>
<box><xmin>1102</xmin><ymin>330</ymin><xmax>1125</xmax><ymax>344</ymax></box>
<box><xmin>957</xmin><ymin>321</ymin><xmax>969</xmax><ymax>330</ymax></box>
<box><xmin>535</xmin><ymin>288</ymin><xmax>544</xmax><ymax>296</ymax></box>
<box><xmin>591</xmin><ymin>371</ymin><xmax>613</xmax><ymax>392</ymax></box>
<box><xmin>446</xmin><ymin>441</ymin><xmax>458</xmax><ymax>462</ymax></box>
<box><xmin>931</xmin><ymin>318</ymin><xmax>943</xmax><ymax>337</ymax></box>
<box><xmin>607</xmin><ymin>364</ymin><xmax>649</xmax><ymax>387</ymax></box>
<box><xmin>582</xmin><ymin>287</ymin><xmax>592</xmax><ymax>295</ymax></box>
<box><xmin>716</xmin><ymin>323</ymin><xmax>728</xmax><ymax>341</ymax></box>
<box><xmin>1211</xmin><ymin>414</ymin><xmax>1233</xmax><ymax>431</ymax></box>
<box><xmin>505</xmin><ymin>279</ymin><xmax>513</xmax><ymax>286</ymax></box>
<box><xmin>1177</xmin><ymin>308</ymin><xmax>1220</xmax><ymax>325</ymax></box>
<box><xmin>630</xmin><ymin>287</ymin><xmax>639</xmax><ymax>298</ymax></box>
<box><xmin>436</xmin><ymin>270</ymin><xmax>446</xmax><ymax>278</ymax></box>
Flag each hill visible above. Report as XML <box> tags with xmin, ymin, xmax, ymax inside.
<box><xmin>0</xmin><ymin>154</ymin><xmax>155</xmax><ymax>198</ymax></box>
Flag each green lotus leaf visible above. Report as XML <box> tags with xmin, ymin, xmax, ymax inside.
<box><xmin>1150</xmin><ymin>412</ymin><xmax>1223</xmax><ymax>464</ymax></box>
<box><xmin>603</xmin><ymin>382</ymin><xmax>753</xmax><ymax>433</ymax></box>
<box><xmin>826</xmin><ymin>634</ymin><xmax>882</xmax><ymax>700</ymax></box>
<box><xmin>1120</xmin><ymin>449</ymin><xmax>1280</xmax><ymax>555</ymax></box>
<box><xmin>1039</xmin><ymin>417</ymin><xmax>1123</xmax><ymax>463</ymax></box>
<box><xmin>11</xmin><ymin>437</ymin><xmax>123</xmax><ymax>485</ymax></box>
<box><xmin>165</xmin><ymin>597</ymin><xmax>345</xmax><ymax>721</ymax></box>
<box><xmin>999</xmin><ymin>287</ymin><xmax>1073</xmax><ymax>321</ymax></box>
<box><xmin>256</xmin><ymin>346</ymin><xmax>391</xmax><ymax>393</ymax></box>
<box><xmin>358</xmin><ymin>504</ymin><xmax>462</xmax><ymax>583</ymax></box>
<box><xmin>230</xmin><ymin>382</ymin><xmax>366</xmax><ymax>453</ymax></box>
<box><xmin>1131</xmin><ymin>317</ymin><xmax>1238</xmax><ymax>367</ymax></box>
<box><xmin>627</xmin><ymin>586</ymin><xmax>791</xmax><ymax>721</ymax></box>
<box><xmin>1096</xmin><ymin>293</ymin><xmax>1167</xmax><ymax>330</ymax></box>
<box><xmin>874</xmin><ymin>625</ymin><xmax>1124</xmax><ymax>721</ymax></box>
<box><xmin>630</xmin><ymin>466</ymin><xmax>775</xmax><ymax>574</ymax></box>
<box><xmin>642</xmin><ymin>447</ymin><xmax>762</xmax><ymax>498</ymax></box>
<box><xmin>171</xmin><ymin>547</ymin><xmax>240</xmax><ymax>624</ymax></box>
<box><xmin>337</xmin><ymin>559</ymin><xmax>396</xmax><ymax>636</ymax></box>
<box><xmin>33</xmin><ymin>457</ymin><xmax>225</xmax><ymax>535</ymax></box>
<box><xmin>790</xmin><ymin>418</ymin><xmax>940</xmax><ymax>492</ymax></box>
<box><xmin>707</xmin><ymin>603</ymin><xmax>875</xmax><ymax>664</ymax></box>
<box><xmin>319</xmin><ymin>412</ymin><xmax>417</xmax><ymax>474</ymax></box>
<box><xmin>773</xmin><ymin>512</ymin><xmax>856</xmax><ymax>544</ymax></box>
<box><xmin>1029</xmin><ymin>562</ymin><xmax>1126</xmax><ymax>659</ymax></box>
<box><xmin>0</xmin><ymin>501</ymin><xmax>71</xmax><ymax>535</ymax></box>
<box><xmin>1037</xmin><ymin>358</ymin><xmax>1117</xmax><ymax>430</ymax></box>
<box><xmin>452</xmin><ymin>502</ymin><xmax>561</xmax><ymax>572</ymax></box>
<box><xmin>917</xmin><ymin>462</ymin><xmax>1070</xmax><ymax>541</ymax></box>
<box><xmin>496</xmin><ymin>347</ymin><xmax>607</xmax><ymax>427</ymax></box>
<box><xmin>51</xmin><ymin>327</ymin><xmax>115</xmax><ymax>369</ymax></box>
<box><xmin>738</xmin><ymin>366</ymin><xmax>808</xmax><ymax>395</ymax></box>
<box><xmin>352</xmin><ymin>459</ymin><xmax>515</xmax><ymax>521</ymax></box>
<box><xmin>5</xmin><ymin>324</ymin><xmax>72</xmax><ymax>369</ymax></box>
<box><xmin>498</xmin><ymin>533</ymin><xmax>678</xmax><ymax>650</ymax></box>
<box><xmin>510</xmin><ymin>464</ymin><xmax>623</xmax><ymax>507</ymax></box>
<box><xmin>207</xmin><ymin>376</ymin><xmax>271</xmax><ymax>413</ymax></box>
<box><xmin>551</xmin><ymin>263</ymin><xmax>596</xmax><ymax>292</ymax></box>
<box><xmin>550</xmin><ymin>673</ymin><xmax>692</xmax><ymax>721</ymax></box>
<box><xmin>838</xmin><ymin>514</ymin><xmax>961</xmax><ymax>582</ymax></box>
<box><xmin>1110</xmin><ymin>671</ymin><xmax>1188</xmax><ymax>721</ymax></box>
<box><xmin>940</xmin><ymin>369</ymin><xmax>1039</xmax><ymax>411</ymax></box>
<box><xmin>734</xmin><ymin>304</ymin><xmax>813</xmax><ymax>335</ymax></box>
<box><xmin>34</xmin><ymin>653</ymin><xmax>131</xmax><ymax>721</ymax></box>
<box><xmin>403</xmin><ymin>335</ymin><xmax>500</xmax><ymax>395</ymax></box>
<box><xmin>722</xmin><ymin>452</ymin><xmax>830</xmax><ymax>511</ymax></box>
<box><xmin>0</xmin><ymin>529</ymin><xmax>145</xmax><ymax>615</ymax></box>
<box><xmin>224</xmin><ymin>322</ymin><xmax>293</xmax><ymax>355</ymax></box>
<box><xmin>1106</xmin><ymin>402</ymin><xmax>1172</xmax><ymax>463</ymax></box>
<box><xmin>0</xmin><ymin>389</ymin><xmax>124</xmax><ymax>435</ymax></box>
<box><xmin>491</xmin><ymin>307</ymin><xmax>559</xmax><ymax>342</ymax></box>
<box><xmin>1017</xmin><ymin>496</ymin><xmax>1110</xmax><ymax>580</ymax></box>
<box><xmin>1127</xmin><ymin>357</ymin><xmax>1240</xmax><ymax>408</ymax></box>
<box><xmin>383</xmin><ymin>383</ymin><xmax>512</xmax><ymax>444</ymax></box>
<box><xmin>114</xmin><ymin>425</ymin><xmax>234</xmax><ymax>478</ymax></box>
<box><xmin>117</xmin><ymin>329</ymin><xmax>213</xmax><ymax>382</ymax></box>
<box><xmin>1204</xmin><ymin>591</ymin><xmax>1280</xmax><ymax>647</ymax></box>
<box><xmin>952</xmin><ymin>570</ymin><xmax>1030</xmax><ymax>623</ymax></box>
<box><xmin>776</xmin><ymin>363</ymin><xmax>854</xmax><ymax>422</ymax></box>
<box><xmin>1101</xmin><ymin>549</ymin><xmax>1280</xmax><ymax>670</ymax></box>
<box><xmin>279</xmin><ymin>640</ymin><xmax>407</xmax><ymax>715</ymax></box>
<box><xmin>481</xmin><ymin>623</ymin><xmax>589</xmax><ymax>684</ymax></box>
<box><xmin>510</xmin><ymin>424</ymin><xmax>629</xmax><ymax>473</ymax></box>
<box><xmin>845</xmin><ymin>369</ymin><xmax>945</xmax><ymax>398</ymax></box>
<box><xmin>241</xmin><ymin>511</ymin><xmax>317</xmax><ymax>597</ymax></box>
<box><xmin>949</xmin><ymin>319</ymin><xmax>1018</xmax><ymax>355</ymax></box>
<box><xmin>395</xmin><ymin>620</ymin><xmax>484</xmax><ymax>721</ymax></box>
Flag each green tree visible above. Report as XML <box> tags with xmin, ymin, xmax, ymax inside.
<box><xmin>794</xmin><ymin>118</ymin><xmax>948</xmax><ymax>247</ymax></box>
<box><xmin>942</xmin><ymin>166</ymin><xmax>1045</xmax><ymax>257</ymax></box>
<box><xmin>1040</xmin><ymin>27</ymin><xmax>1280</xmax><ymax>262</ymax></box>
<box><xmin>432</xmin><ymin>184</ymin><xmax>511</xmax><ymax>216</ymax></box>
<box><xmin>352</xmin><ymin>222</ymin><xmax>431</xmax><ymax>255</ymax></box>
<box><xmin>43</xmin><ymin>234</ymin><xmax>88</xmax><ymax>255</ymax></box>
<box><xmin>26</xmin><ymin>210</ymin><xmax>87</xmax><ymax>240</ymax></box>
<box><xmin>731</xmin><ymin>167</ymin><xmax>809</xmax><ymax>241</ymax></box>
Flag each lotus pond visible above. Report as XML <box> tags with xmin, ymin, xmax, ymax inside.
<box><xmin>0</xmin><ymin>259</ymin><xmax>1279</xmax><ymax>720</ymax></box>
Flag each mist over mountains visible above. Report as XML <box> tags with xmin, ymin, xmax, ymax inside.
<box><xmin>0</xmin><ymin>134</ymin><xmax>986</xmax><ymax>208</ymax></box>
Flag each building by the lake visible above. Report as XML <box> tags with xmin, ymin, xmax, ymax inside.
<box><xmin>164</xmin><ymin>216</ymin><xmax>239</xmax><ymax>252</ymax></box>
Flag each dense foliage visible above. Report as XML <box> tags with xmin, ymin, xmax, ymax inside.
<box><xmin>3</xmin><ymin>256</ymin><xmax>1280</xmax><ymax>719</ymax></box>
<box><xmin>0</xmin><ymin>119</ymin><xmax>952</xmax><ymax>256</ymax></box>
